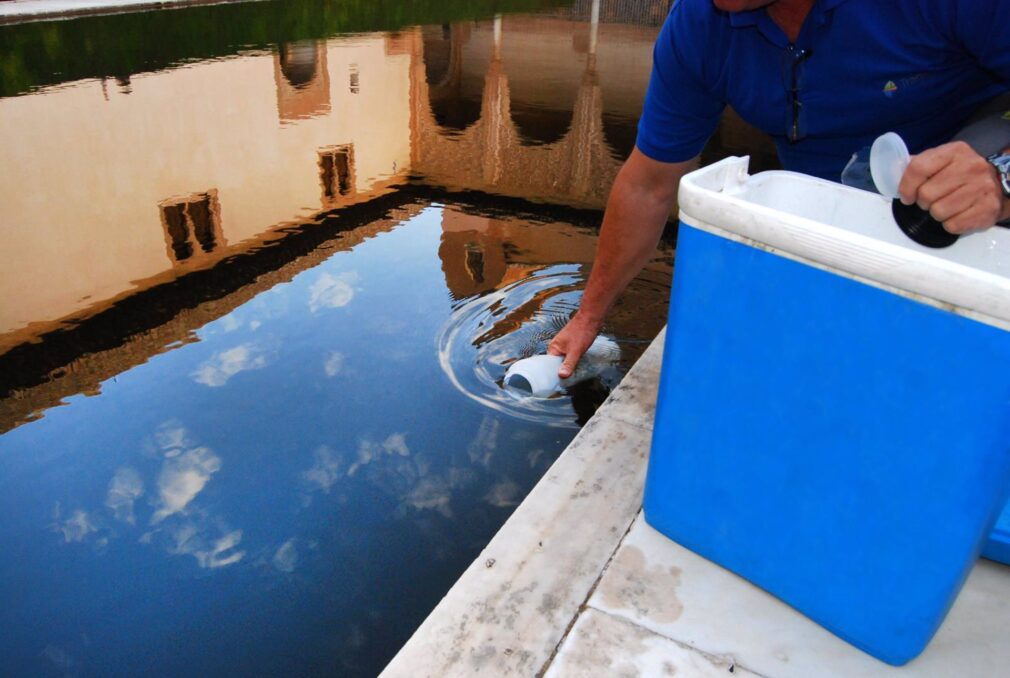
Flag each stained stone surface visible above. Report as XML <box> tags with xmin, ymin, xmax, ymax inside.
<box><xmin>591</xmin><ymin>515</ymin><xmax>1010</xmax><ymax>678</ymax></box>
<box><xmin>591</xmin><ymin>328</ymin><xmax>665</xmax><ymax>432</ymax></box>
<box><xmin>386</xmin><ymin>327</ymin><xmax>1010</xmax><ymax>677</ymax></box>
<box><xmin>544</xmin><ymin>609</ymin><xmax>762</xmax><ymax>678</ymax></box>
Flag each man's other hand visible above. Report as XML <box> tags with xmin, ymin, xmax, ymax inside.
<box><xmin>898</xmin><ymin>141</ymin><xmax>1008</xmax><ymax>234</ymax></box>
<box><xmin>548</xmin><ymin>313</ymin><xmax>604</xmax><ymax>379</ymax></box>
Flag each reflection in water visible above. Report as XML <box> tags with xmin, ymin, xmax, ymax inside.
<box><xmin>106</xmin><ymin>466</ymin><xmax>144</xmax><ymax>524</ymax></box>
<box><xmin>0</xmin><ymin>1</ymin><xmax>776</xmax><ymax>675</ymax></box>
<box><xmin>160</xmin><ymin>190</ymin><xmax>224</xmax><ymax>262</ymax></box>
<box><xmin>279</xmin><ymin>41</ymin><xmax>320</xmax><ymax>88</ymax></box>
<box><xmin>191</xmin><ymin>343</ymin><xmax>270</xmax><ymax>387</ymax></box>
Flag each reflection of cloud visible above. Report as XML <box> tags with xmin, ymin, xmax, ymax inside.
<box><xmin>404</xmin><ymin>477</ymin><xmax>453</xmax><ymax>518</ymax></box>
<box><xmin>348</xmin><ymin>433</ymin><xmax>409</xmax><ymax>476</ymax></box>
<box><xmin>467</xmin><ymin>415</ymin><xmax>499</xmax><ymax>467</ymax></box>
<box><xmin>324</xmin><ymin>351</ymin><xmax>345</xmax><ymax>377</ymax></box>
<box><xmin>484</xmin><ymin>480</ymin><xmax>521</xmax><ymax>508</ymax></box>
<box><xmin>42</xmin><ymin>644</ymin><xmax>76</xmax><ymax>674</ymax></box>
<box><xmin>59</xmin><ymin>509</ymin><xmax>97</xmax><ymax>543</ymax></box>
<box><xmin>273</xmin><ymin>539</ymin><xmax>298</xmax><ymax>573</ymax></box>
<box><xmin>155</xmin><ymin>422</ymin><xmax>191</xmax><ymax>455</ymax></box>
<box><xmin>106</xmin><ymin>467</ymin><xmax>144</xmax><ymax>524</ymax></box>
<box><xmin>219</xmin><ymin>314</ymin><xmax>243</xmax><ymax>333</ymax></box>
<box><xmin>303</xmin><ymin>445</ymin><xmax>345</xmax><ymax>493</ymax></box>
<box><xmin>309</xmin><ymin>272</ymin><xmax>358</xmax><ymax>312</ymax></box>
<box><xmin>191</xmin><ymin>344</ymin><xmax>268</xmax><ymax>387</ymax></box>
<box><xmin>152</xmin><ymin>446</ymin><xmax>222</xmax><ymax>523</ymax></box>
<box><xmin>168</xmin><ymin>523</ymin><xmax>245</xmax><ymax>568</ymax></box>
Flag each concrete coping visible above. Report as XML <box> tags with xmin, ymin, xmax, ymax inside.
<box><xmin>0</xmin><ymin>0</ymin><xmax>263</xmax><ymax>25</ymax></box>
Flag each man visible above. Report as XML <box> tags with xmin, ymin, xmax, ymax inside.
<box><xmin>550</xmin><ymin>0</ymin><xmax>1010</xmax><ymax>376</ymax></box>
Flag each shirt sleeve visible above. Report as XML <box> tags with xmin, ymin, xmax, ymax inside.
<box><xmin>635</xmin><ymin>1</ymin><xmax>726</xmax><ymax>164</ymax></box>
<box><xmin>948</xmin><ymin>0</ymin><xmax>1010</xmax><ymax>84</ymax></box>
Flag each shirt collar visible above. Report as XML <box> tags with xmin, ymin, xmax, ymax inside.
<box><xmin>728</xmin><ymin>0</ymin><xmax>851</xmax><ymax>29</ymax></box>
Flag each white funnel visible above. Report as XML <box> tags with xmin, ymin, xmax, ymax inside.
<box><xmin>870</xmin><ymin>132</ymin><xmax>910</xmax><ymax>200</ymax></box>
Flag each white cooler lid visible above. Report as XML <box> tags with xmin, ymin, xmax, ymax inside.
<box><xmin>678</xmin><ymin>157</ymin><xmax>1010</xmax><ymax>330</ymax></box>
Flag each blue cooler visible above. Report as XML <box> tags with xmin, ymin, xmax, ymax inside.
<box><xmin>983</xmin><ymin>502</ymin><xmax>1010</xmax><ymax>564</ymax></box>
<box><xmin>644</xmin><ymin>157</ymin><xmax>1010</xmax><ymax>666</ymax></box>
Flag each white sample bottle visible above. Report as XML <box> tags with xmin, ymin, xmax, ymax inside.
<box><xmin>503</xmin><ymin>335</ymin><xmax>620</xmax><ymax>398</ymax></box>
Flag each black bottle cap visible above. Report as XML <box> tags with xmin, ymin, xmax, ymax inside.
<box><xmin>891</xmin><ymin>199</ymin><xmax>959</xmax><ymax>248</ymax></box>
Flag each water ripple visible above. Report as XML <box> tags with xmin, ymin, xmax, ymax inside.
<box><xmin>437</xmin><ymin>265</ymin><xmax>623</xmax><ymax>428</ymax></box>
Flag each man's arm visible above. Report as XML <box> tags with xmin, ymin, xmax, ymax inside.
<box><xmin>548</xmin><ymin>148</ymin><xmax>693</xmax><ymax>378</ymax></box>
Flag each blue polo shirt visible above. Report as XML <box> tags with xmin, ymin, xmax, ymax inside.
<box><xmin>636</xmin><ymin>0</ymin><xmax>1010</xmax><ymax>181</ymax></box>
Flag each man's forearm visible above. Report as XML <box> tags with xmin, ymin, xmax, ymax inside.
<box><xmin>575</xmin><ymin>151</ymin><xmax>691</xmax><ymax>326</ymax></box>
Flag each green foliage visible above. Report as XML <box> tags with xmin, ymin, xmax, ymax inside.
<box><xmin>0</xmin><ymin>0</ymin><xmax>568</xmax><ymax>97</ymax></box>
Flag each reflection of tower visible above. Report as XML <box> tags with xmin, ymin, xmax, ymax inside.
<box><xmin>568</xmin><ymin>6</ymin><xmax>603</xmax><ymax>200</ymax></box>
<box><xmin>159</xmin><ymin>190</ymin><xmax>224</xmax><ymax>264</ymax></box>
<box><xmin>480</xmin><ymin>16</ymin><xmax>509</xmax><ymax>185</ymax></box>
<box><xmin>273</xmin><ymin>41</ymin><xmax>331</xmax><ymax>123</ymax></box>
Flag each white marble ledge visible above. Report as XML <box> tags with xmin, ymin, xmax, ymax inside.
<box><xmin>0</xmin><ymin>0</ymin><xmax>263</xmax><ymax>24</ymax></box>
<box><xmin>590</xmin><ymin>513</ymin><xmax>1010</xmax><ymax>678</ymax></box>
<box><xmin>596</xmin><ymin>327</ymin><xmax>665</xmax><ymax>432</ymax></box>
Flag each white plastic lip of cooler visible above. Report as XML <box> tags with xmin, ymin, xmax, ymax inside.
<box><xmin>677</xmin><ymin>156</ymin><xmax>1010</xmax><ymax>330</ymax></box>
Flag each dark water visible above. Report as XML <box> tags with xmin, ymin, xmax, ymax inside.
<box><xmin>0</xmin><ymin>1</ymin><xmax>772</xmax><ymax>675</ymax></box>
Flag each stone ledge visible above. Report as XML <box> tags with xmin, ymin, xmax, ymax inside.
<box><xmin>0</xmin><ymin>0</ymin><xmax>263</xmax><ymax>26</ymax></box>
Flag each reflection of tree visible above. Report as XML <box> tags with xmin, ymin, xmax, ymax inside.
<box><xmin>0</xmin><ymin>0</ymin><xmax>569</xmax><ymax>97</ymax></box>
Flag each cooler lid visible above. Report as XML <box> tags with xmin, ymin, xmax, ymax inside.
<box><xmin>678</xmin><ymin>157</ymin><xmax>1010</xmax><ymax>330</ymax></box>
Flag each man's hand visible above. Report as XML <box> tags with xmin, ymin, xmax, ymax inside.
<box><xmin>898</xmin><ymin>141</ymin><xmax>1010</xmax><ymax>234</ymax></box>
<box><xmin>547</xmin><ymin>149</ymin><xmax>692</xmax><ymax>380</ymax></box>
<box><xmin>548</xmin><ymin>312</ymin><xmax>604</xmax><ymax>379</ymax></box>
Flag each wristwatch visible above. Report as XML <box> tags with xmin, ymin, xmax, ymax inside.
<box><xmin>987</xmin><ymin>152</ymin><xmax>1010</xmax><ymax>226</ymax></box>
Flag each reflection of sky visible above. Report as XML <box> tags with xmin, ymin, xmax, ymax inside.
<box><xmin>0</xmin><ymin>205</ymin><xmax>587</xmax><ymax>677</ymax></box>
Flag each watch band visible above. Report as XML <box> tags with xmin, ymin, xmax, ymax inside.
<box><xmin>987</xmin><ymin>153</ymin><xmax>1010</xmax><ymax>227</ymax></box>
<box><xmin>988</xmin><ymin>152</ymin><xmax>1010</xmax><ymax>198</ymax></box>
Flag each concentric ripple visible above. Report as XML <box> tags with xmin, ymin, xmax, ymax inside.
<box><xmin>437</xmin><ymin>264</ymin><xmax>626</xmax><ymax>428</ymax></box>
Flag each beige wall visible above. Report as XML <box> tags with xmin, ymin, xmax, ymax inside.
<box><xmin>0</xmin><ymin>34</ymin><xmax>412</xmax><ymax>346</ymax></box>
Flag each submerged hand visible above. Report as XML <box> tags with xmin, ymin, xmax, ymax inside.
<box><xmin>548</xmin><ymin>313</ymin><xmax>603</xmax><ymax>379</ymax></box>
<box><xmin>898</xmin><ymin>141</ymin><xmax>1008</xmax><ymax>235</ymax></box>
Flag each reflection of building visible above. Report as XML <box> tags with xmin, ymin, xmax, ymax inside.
<box><xmin>0</xmin><ymin>33</ymin><xmax>412</xmax><ymax>355</ymax></box>
<box><xmin>0</xmin><ymin>9</ymin><xmax>773</xmax><ymax>431</ymax></box>
<box><xmin>274</xmin><ymin>41</ymin><xmax>331</xmax><ymax>122</ymax></box>
<box><xmin>437</xmin><ymin>207</ymin><xmax>672</xmax><ymax>346</ymax></box>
